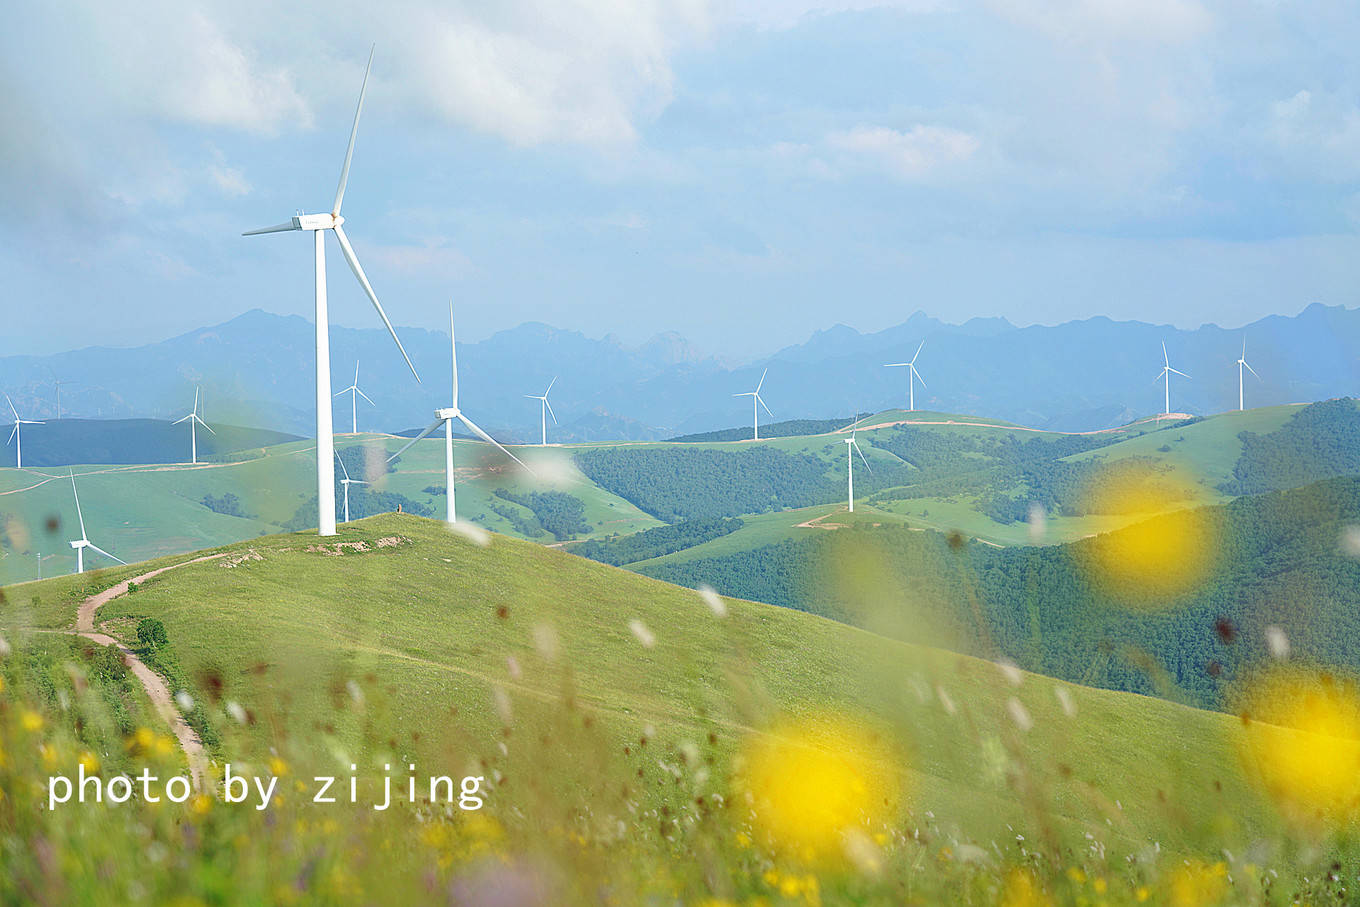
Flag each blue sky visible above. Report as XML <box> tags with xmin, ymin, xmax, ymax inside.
<box><xmin>3</xmin><ymin>0</ymin><xmax>1359</xmax><ymax>359</ymax></box>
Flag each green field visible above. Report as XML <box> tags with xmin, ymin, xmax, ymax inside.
<box><xmin>6</xmin><ymin>513</ymin><xmax>1352</xmax><ymax>903</ymax></box>
<box><xmin>0</xmin><ymin>403</ymin><xmax>1342</xmax><ymax>587</ymax></box>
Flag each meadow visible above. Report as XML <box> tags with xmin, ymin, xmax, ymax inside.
<box><xmin>4</xmin><ymin>513</ymin><xmax>1360</xmax><ymax>904</ymax></box>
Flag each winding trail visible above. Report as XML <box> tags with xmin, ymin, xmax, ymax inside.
<box><xmin>73</xmin><ymin>554</ymin><xmax>228</xmax><ymax>789</ymax></box>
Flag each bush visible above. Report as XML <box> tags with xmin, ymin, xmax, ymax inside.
<box><xmin>137</xmin><ymin>618</ymin><xmax>168</xmax><ymax>651</ymax></box>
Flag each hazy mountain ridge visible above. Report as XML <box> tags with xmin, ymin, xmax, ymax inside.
<box><xmin>2</xmin><ymin>303</ymin><xmax>1358</xmax><ymax>441</ymax></box>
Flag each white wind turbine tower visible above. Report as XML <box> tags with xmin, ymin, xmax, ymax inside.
<box><xmin>334</xmin><ymin>360</ymin><xmax>375</xmax><ymax>434</ymax></box>
<box><xmin>844</xmin><ymin>417</ymin><xmax>871</xmax><ymax>513</ymax></box>
<box><xmin>1236</xmin><ymin>337</ymin><xmax>1260</xmax><ymax>412</ymax></box>
<box><xmin>6</xmin><ymin>395</ymin><xmax>44</xmax><ymax>469</ymax></box>
<box><xmin>1156</xmin><ymin>341</ymin><xmax>1190</xmax><ymax>416</ymax></box>
<box><xmin>244</xmin><ymin>47</ymin><xmax>420</xmax><ymax>537</ymax></box>
<box><xmin>733</xmin><ymin>369</ymin><xmax>772</xmax><ymax>441</ymax></box>
<box><xmin>68</xmin><ymin>470</ymin><xmax>125</xmax><ymax>574</ymax></box>
<box><xmin>884</xmin><ymin>341</ymin><xmax>927</xmax><ymax>411</ymax></box>
<box><xmin>172</xmin><ymin>386</ymin><xmax>214</xmax><ymax>464</ymax></box>
<box><xmin>525</xmin><ymin>377</ymin><xmax>557</xmax><ymax>446</ymax></box>
<box><xmin>336</xmin><ymin>452</ymin><xmax>367</xmax><ymax>523</ymax></box>
<box><xmin>389</xmin><ymin>304</ymin><xmax>531</xmax><ymax>524</ymax></box>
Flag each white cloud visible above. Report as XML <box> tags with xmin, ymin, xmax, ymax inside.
<box><xmin>1268</xmin><ymin>89</ymin><xmax>1360</xmax><ymax>179</ymax></box>
<box><xmin>827</xmin><ymin>124</ymin><xmax>980</xmax><ymax>179</ymax></box>
<box><xmin>208</xmin><ymin>164</ymin><xmax>251</xmax><ymax>198</ymax></box>
<box><xmin>989</xmin><ymin>0</ymin><xmax>1211</xmax><ymax>45</ymax></box>
<box><xmin>367</xmin><ymin>237</ymin><xmax>472</xmax><ymax>278</ymax></box>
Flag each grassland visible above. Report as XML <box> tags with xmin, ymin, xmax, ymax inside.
<box><xmin>5</xmin><ymin>513</ymin><xmax>1355</xmax><ymax>903</ymax></box>
<box><xmin>0</xmin><ymin>403</ymin><xmax>1327</xmax><ymax>587</ymax></box>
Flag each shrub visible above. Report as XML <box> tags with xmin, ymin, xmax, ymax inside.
<box><xmin>137</xmin><ymin>618</ymin><xmax>168</xmax><ymax>651</ymax></box>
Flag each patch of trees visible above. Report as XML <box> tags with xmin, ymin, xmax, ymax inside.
<box><xmin>574</xmin><ymin>446</ymin><xmax>913</xmax><ymax>522</ymax></box>
<box><xmin>200</xmin><ymin>493</ymin><xmax>254</xmax><ymax>519</ymax></box>
<box><xmin>573</xmin><ymin>517</ymin><xmax>744</xmax><ymax>566</ymax></box>
<box><xmin>1220</xmin><ymin>399</ymin><xmax>1360</xmax><ymax>495</ymax></box>
<box><xmin>668</xmin><ymin>418</ymin><xmax>853</xmax><ymax>443</ymax></box>
<box><xmin>640</xmin><ymin>476</ymin><xmax>1360</xmax><ymax>713</ymax></box>
<box><xmin>492</xmin><ymin>489</ymin><xmax>590</xmax><ymax>541</ymax></box>
<box><xmin>282</xmin><ymin>487</ymin><xmax>432</xmax><ymax>530</ymax></box>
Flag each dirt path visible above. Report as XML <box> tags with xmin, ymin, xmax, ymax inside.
<box><xmin>73</xmin><ymin>553</ymin><xmax>228</xmax><ymax>788</ymax></box>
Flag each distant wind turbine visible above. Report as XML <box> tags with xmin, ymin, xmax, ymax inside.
<box><xmin>525</xmin><ymin>377</ymin><xmax>557</xmax><ymax>446</ymax></box>
<box><xmin>1156</xmin><ymin>341</ymin><xmax>1190</xmax><ymax>415</ymax></box>
<box><xmin>844</xmin><ymin>416</ymin><xmax>871</xmax><ymax>513</ymax></box>
<box><xmin>389</xmin><ymin>304</ymin><xmax>531</xmax><ymax>524</ymax></box>
<box><xmin>734</xmin><ymin>369</ymin><xmax>772</xmax><ymax>441</ymax></box>
<box><xmin>334</xmin><ymin>360</ymin><xmax>375</xmax><ymax>434</ymax></box>
<box><xmin>1236</xmin><ymin>337</ymin><xmax>1261</xmax><ymax>411</ymax></box>
<box><xmin>336</xmin><ymin>452</ymin><xmax>367</xmax><ymax>523</ymax></box>
<box><xmin>172</xmin><ymin>386</ymin><xmax>214</xmax><ymax>464</ymax></box>
<box><xmin>243</xmin><ymin>47</ymin><xmax>420</xmax><ymax>537</ymax></box>
<box><xmin>6</xmin><ymin>395</ymin><xmax>44</xmax><ymax>468</ymax></box>
<box><xmin>885</xmin><ymin>341</ymin><xmax>927</xmax><ymax>411</ymax></box>
<box><xmin>68</xmin><ymin>470</ymin><xmax>125</xmax><ymax>574</ymax></box>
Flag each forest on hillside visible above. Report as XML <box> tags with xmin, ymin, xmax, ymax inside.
<box><xmin>639</xmin><ymin>476</ymin><xmax>1360</xmax><ymax>712</ymax></box>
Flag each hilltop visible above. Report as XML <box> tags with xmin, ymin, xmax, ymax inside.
<box><xmin>0</xmin><ymin>514</ymin><xmax>1290</xmax><ymax>866</ymax></box>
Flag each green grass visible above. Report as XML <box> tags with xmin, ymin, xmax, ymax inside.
<box><xmin>4</xmin><ymin>513</ymin><xmax>1353</xmax><ymax>903</ymax></box>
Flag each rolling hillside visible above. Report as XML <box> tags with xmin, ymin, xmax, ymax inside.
<box><xmin>3</xmin><ymin>514</ymin><xmax>1332</xmax><ymax>903</ymax></box>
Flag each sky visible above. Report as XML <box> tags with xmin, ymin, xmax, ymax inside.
<box><xmin>2</xmin><ymin>0</ymin><xmax>1359</xmax><ymax>360</ymax></box>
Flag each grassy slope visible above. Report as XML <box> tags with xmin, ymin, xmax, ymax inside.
<box><xmin>0</xmin><ymin>405</ymin><xmax>1311</xmax><ymax>585</ymax></box>
<box><xmin>0</xmin><ymin>514</ymin><xmax>1283</xmax><ymax>856</ymax></box>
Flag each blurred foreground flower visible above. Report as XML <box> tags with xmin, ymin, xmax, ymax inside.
<box><xmin>1241</xmin><ymin>668</ymin><xmax>1360</xmax><ymax>826</ymax></box>
<box><xmin>735</xmin><ymin>714</ymin><xmax>899</xmax><ymax>864</ymax></box>
<box><xmin>1077</xmin><ymin>464</ymin><xmax>1213</xmax><ymax>605</ymax></box>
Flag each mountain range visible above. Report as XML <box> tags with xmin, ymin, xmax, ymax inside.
<box><xmin>2</xmin><ymin>303</ymin><xmax>1358</xmax><ymax>442</ymax></box>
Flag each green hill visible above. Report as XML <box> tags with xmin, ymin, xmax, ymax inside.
<box><xmin>6</xmin><ymin>514</ymin><xmax>1351</xmax><ymax>903</ymax></box>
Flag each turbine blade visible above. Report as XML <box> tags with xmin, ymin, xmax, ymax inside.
<box><xmin>884</xmin><ymin>363</ymin><xmax>908</xmax><ymax>368</ymax></box>
<box><xmin>757</xmin><ymin>394</ymin><xmax>773</xmax><ymax>417</ymax></box>
<box><xmin>333</xmin><ymin>224</ymin><xmax>420</xmax><ymax>382</ymax></box>
<box><xmin>172</xmin><ymin>413</ymin><xmax>193</xmax><ymax>425</ymax></box>
<box><xmin>911</xmin><ymin>339</ymin><xmax>925</xmax><ymax>364</ymax></box>
<box><xmin>356</xmin><ymin>388</ymin><xmax>375</xmax><ymax>405</ymax></box>
<box><xmin>6</xmin><ymin>424</ymin><xmax>15</xmax><ymax>444</ymax></box>
<box><xmin>193</xmin><ymin>386</ymin><xmax>199</xmax><ymax>415</ymax></box>
<box><xmin>70</xmin><ymin>470</ymin><xmax>87</xmax><ymax>540</ymax></box>
<box><xmin>333</xmin><ymin>387</ymin><xmax>352</xmax><ymax>398</ymax></box>
<box><xmin>755</xmin><ymin>368</ymin><xmax>768</xmax><ymax>394</ymax></box>
<box><xmin>242</xmin><ymin>221</ymin><xmax>300</xmax><ymax>236</ymax></box>
<box><xmin>86</xmin><ymin>543</ymin><xmax>126</xmax><ymax>566</ymax></box>
<box><xmin>457</xmin><ymin>413</ymin><xmax>534</xmax><ymax>475</ymax></box>
<box><xmin>913</xmin><ymin>366</ymin><xmax>927</xmax><ymax>388</ymax></box>
<box><xmin>448</xmin><ymin>300</ymin><xmax>460</xmax><ymax>409</ymax></box>
<box><xmin>545</xmin><ymin>376</ymin><xmax>556</xmax><ymax>396</ymax></box>
<box><xmin>333</xmin><ymin>46</ymin><xmax>374</xmax><ymax>217</ymax></box>
<box><xmin>853</xmin><ymin>439</ymin><xmax>871</xmax><ymax>471</ymax></box>
<box><xmin>387</xmin><ymin>419</ymin><xmax>444</xmax><ymax>462</ymax></box>
<box><xmin>197</xmin><ymin>417</ymin><xmax>215</xmax><ymax>434</ymax></box>
<box><xmin>544</xmin><ymin>398</ymin><xmax>557</xmax><ymax>424</ymax></box>
<box><xmin>21</xmin><ymin>419</ymin><xmax>44</xmax><ymax>425</ymax></box>
<box><xmin>5</xmin><ymin>394</ymin><xmax>17</xmax><ymax>419</ymax></box>
<box><xmin>1169</xmin><ymin>368</ymin><xmax>1190</xmax><ymax>378</ymax></box>
<box><xmin>1244</xmin><ymin>360</ymin><xmax>1261</xmax><ymax>379</ymax></box>
<box><xmin>336</xmin><ymin>451</ymin><xmax>351</xmax><ymax>481</ymax></box>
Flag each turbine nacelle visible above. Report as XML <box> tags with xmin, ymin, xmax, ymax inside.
<box><xmin>436</xmin><ymin>407</ymin><xmax>461</xmax><ymax>421</ymax></box>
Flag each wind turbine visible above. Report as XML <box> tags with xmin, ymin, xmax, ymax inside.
<box><xmin>334</xmin><ymin>360</ymin><xmax>375</xmax><ymax>434</ymax></box>
<box><xmin>243</xmin><ymin>47</ymin><xmax>420</xmax><ymax>537</ymax></box>
<box><xmin>1236</xmin><ymin>337</ymin><xmax>1260</xmax><ymax>411</ymax></box>
<box><xmin>389</xmin><ymin>304</ymin><xmax>530</xmax><ymax>524</ymax></box>
<box><xmin>336</xmin><ymin>452</ymin><xmax>367</xmax><ymax>523</ymax></box>
<box><xmin>172</xmin><ymin>386</ymin><xmax>214</xmax><ymax>464</ymax></box>
<box><xmin>524</xmin><ymin>378</ymin><xmax>557</xmax><ymax>446</ymax></box>
<box><xmin>68</xmin><ymin>470</ymin><xmax>125</xmax><ymax>574</ymax></box>
<box><xmin>6</xmin><ymin>395</ymin><xmax>44</xmax><ymax>468</ymax></box>
<box><xmin>844</xmin><ymin>417</ymin><xmax>871</xmax><ymax>513</ymax></box>
<box><xmin>885</xmin><ymin>341</ymin><xmax>927</xmax><ymax>411</ymax></box>
<box><xmin>1156</xmin><ymin>341</ymin><xmax>1190</xmax><ymax>416</ymax></box>
<box><xmin>734</xmin><ymin>369</ymin><xmax>772</xmax><ymax>441</ymax></box>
